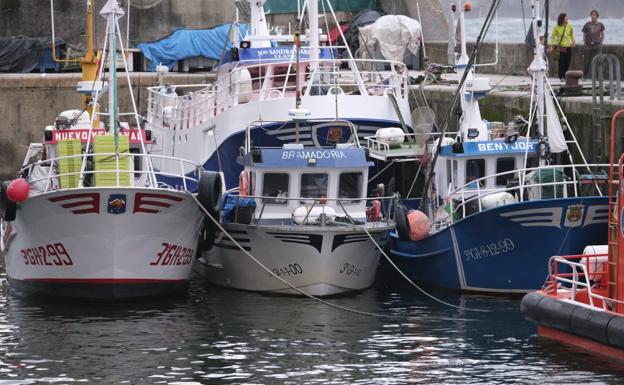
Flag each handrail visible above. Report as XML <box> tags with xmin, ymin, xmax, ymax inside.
<box><xmin>224</xmin><ymin>191</ymin><xmax>398</xmax><ymax>226</ymax></box>
<box><xmin>430</xmin><ymin>163</ymin><xmax>611</xmax><ymax>228</ymax></box>
<box><xmin>20</xmin><ymin>152</ymin><xmax>202</xmax><ymax>193</ymax></box>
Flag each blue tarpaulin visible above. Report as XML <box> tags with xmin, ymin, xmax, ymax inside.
<box><xmin>137</xmin><ymin>23</ymin><xmax>249</xmax><ymax>71</ymax></box>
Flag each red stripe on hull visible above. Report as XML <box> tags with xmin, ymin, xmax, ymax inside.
<box><xmin>24</xmin><ymin>278</ymin><xmax>186</xmax><ymax>284</ymax></box>
<box><xmin>537</xmin><ymin>325</ymin><xmax>624</xmax><ymax>361</ymax></box>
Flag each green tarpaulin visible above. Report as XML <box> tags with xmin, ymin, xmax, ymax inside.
<box><xmin>265</xmin><ymin>0</ymin><xmax>376</xmax><ymax>14</ymax></box>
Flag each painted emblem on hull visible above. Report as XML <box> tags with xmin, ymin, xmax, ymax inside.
<box><xmin>107</xmin><ymin>194</ymin><xmax>127</xmax><ymax>214</ymax></box>
<box><xmin>500</xmin><ymin>205</ymin><xmax>608</xmax><ymax>228</ymax></box>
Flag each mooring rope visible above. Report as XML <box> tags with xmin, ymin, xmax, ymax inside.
<box><xmin>189</xmin><ymin>193</ymin><xmax>400</xmax><ymax>319</ymax></box>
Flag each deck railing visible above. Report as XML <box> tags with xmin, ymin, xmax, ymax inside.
<box><xmin>222</xmin><ymin>191</ymin><xmax>398</xmax><ymax>227</ymax></box>
<box><xmin>19</xmin><ymin>152</ymin><xmax>203</xmax><ymax>193</ymax></box>
<box><xmin>431</xmin><ymin>163</ymin><xmax>610</xmax><ymax>229</ymax></box>
<box><xmin>146</xmin><ymin>58</ymin><xmax>409</xmax><ymax>133</ymax></box>
<box><xmin>545</xmin><ymin>254</ymin><xmax>624</xmax><ymax>310</ymax></box>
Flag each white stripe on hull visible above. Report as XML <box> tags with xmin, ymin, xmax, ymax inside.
<box><xmin>195</xmin><ymin>223</ymin><xmax>391</xmax><ymax>296</ymax></box>
<box><xmin>2</xmin><ymin>188</ymin><xmax>203</xmax><ymax>298</ymax></box>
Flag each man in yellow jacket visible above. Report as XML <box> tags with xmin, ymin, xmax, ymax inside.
<box><xmin>548</xmin><ymin>13</ymin><xmax>576</xmax><ymax>81</ymax></box>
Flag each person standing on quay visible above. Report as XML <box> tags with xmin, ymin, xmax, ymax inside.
<box><xmin>582</xmin><ymin>9</ymin><xmax>605</xmax><ymax>77</ymax></box>
<box><xmin>548</xmin><ymin>13</ymin><xmax>576</xmax><ymax>81</ymax></box>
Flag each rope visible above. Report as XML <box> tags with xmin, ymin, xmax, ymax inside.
<box><xmin>361</xmin><ymin>224</ymin><xmax>489</xmax><ymax>313</ymax></box>
<box><xmin>189</xmin><ymin>193</ymin><xmax>400</xmax><ymax>319</ymax></box>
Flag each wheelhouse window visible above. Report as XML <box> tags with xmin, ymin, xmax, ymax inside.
<box><xmin>300</xmin><ymin>173</ymin><xmax>328</xmax><ymax>202</ymax></box>
<box><xmin>262</xmin><ymin>173</ymin><xmax>289</xmax><ymax>205</ymax></box>
<box><xmin>496</xmin><ymin>158</ymin><xmax>515</xmax><ymax>186</ymax></box>
<box><xmin>466</xmin><ymin>159</ymin><xmax>485</xmax><ymax>188</ymax></box>
<box><xmin>338</xmin><ymin>172</ymin><xmax>362</xmax><ymax>204</ymax></box>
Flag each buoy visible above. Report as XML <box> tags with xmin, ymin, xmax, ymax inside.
<box><xmin>464</xmin><ymin>2</ymin><xmax>472</xmax><ymax>11</ymax></box>
<box><xmin>7</xmin><ymin>178</ymin><xmax>29</xmax><ymax>203</ymax></box>
<box><xmin>407</xmin><ymin>210</ymin><xmax>430</xmax><ymax>241</ymax></box>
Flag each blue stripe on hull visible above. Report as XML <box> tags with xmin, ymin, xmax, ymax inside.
<box><xmin>390</xmin><ymin>197</ymin><xmax>608</xmax><ymax>292</ymax></box>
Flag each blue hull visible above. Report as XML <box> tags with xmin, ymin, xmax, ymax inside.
<box><xmin>390</xmin><ymin>197</ymin><xmax>609</xmax><ymax>293</ymax></box>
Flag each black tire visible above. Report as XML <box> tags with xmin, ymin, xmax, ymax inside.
<box><xmin>395</xmin><ymin>204</ymin><xmax>411</xmax><ymax>241</ymax></box>
<box><xmin>197</xmin><ymin>217</ymin><xmax>217</xmax><ymax>252</ymax></box>
<box><xmin>198</xmin><ymin>170</ymin><xmax>223</xmax><ymax>217</ymax></box>
<box><xmin>0</xmin><ymin>181</ymin><xmax>16</xmax><ymax>222</ymax></box>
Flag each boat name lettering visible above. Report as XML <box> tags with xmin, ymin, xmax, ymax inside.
<box><xmin>46</xmin><ymin>129</ymin><xmax>151</xmax><ymax>144</ymax></box>
<box><xmin>255</xmin><ymin>47</ymin><xmax>310</xmax><ymax>60</ymax></box>
<box><xmin>21</xmin><ymin>243</ymin><xmax>73</xmax><ymax>266</ymax></box>
<box><xmin>150</xmin><ymin>243</ymin><xmax>194</xmax><ymax>266</ymax></box>
<box><xmin>463</xmin><ymin>238</ymin><xmax>515</xmax><ymax>262</ymax></box>
<box><xmin>270</xmin><ymin>263</ymin><xmax>303</xmax><ymax>277</ymax></box>
<box><xmin>339</xmin><ymin>263</ymin><xmax>361</xmax><ymax>276</ymax></box>
<box><xmin>476</xmin><ymin>142</ymin><xmax>534</xmax><ymax>152</ymax></box>
<box><xmin>281</xmin><ymin>150</ymin><xmax>347</xmax><ymax>160</ymax></box>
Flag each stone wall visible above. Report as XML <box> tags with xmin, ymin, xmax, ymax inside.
<box><xmin>0</xmin><ymin>73</ymin><xmax>214</xmax><ymax>179</ymax></box>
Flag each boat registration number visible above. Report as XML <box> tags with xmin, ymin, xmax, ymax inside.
<box><xmin>21</xmin><ymin>243</ymin><xmax>73</xmax><ymax>266</ymax></box>
<box><xmin>149</xmin><ymin>243</ymin><xmax>194</xmax><ymax>266</ymax></box>
<box><xmin>463</xmin><ymin>238</ymin><xmax>515</xmax><ymax>262</ymax></box>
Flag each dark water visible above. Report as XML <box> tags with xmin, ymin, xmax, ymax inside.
<box><xmin>0</xmin><ymin>271</ymin><xmax>623</xmax><ymax>384</ymax></box>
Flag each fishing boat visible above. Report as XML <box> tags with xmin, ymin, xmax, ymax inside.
<box><xmin>521</xmin><ymin>109</ymin><xmax>624</xmax><ymax>360</ymax></box>
<box><xmin>194</xmin><ymin>120</ymin><xmax>397</xmax><ymax>296</ymax></box>
<box><xmin>382</xmin><ymin>0</ymin><xmax>609</xmax><ymax>293</ymax></box>
<box><xmin>0</xmin><ymin>0</ymin><xmax>213</xmax><ymax>299</ymax></box>
<box><xmin>145</xmin><ymin>0</ymin><xmax>424</xmax><ymax>192</ymax></box>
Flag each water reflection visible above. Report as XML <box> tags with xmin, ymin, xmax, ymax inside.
<box><xmin>0</xmin><ymin>276</ymin><xmax>622</xmax><ymax>384</ymax></box>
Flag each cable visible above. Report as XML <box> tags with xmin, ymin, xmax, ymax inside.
<box><xmin>189</xmin><ymin>193</ymin><xmax>400</xmax><ymax>319</ymax></box>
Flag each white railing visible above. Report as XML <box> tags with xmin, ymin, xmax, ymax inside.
<box><xmin>546</xmin><ymin>255</ymin><xmax>624</xmax><ymax>311</ymax></box>
<box><xmin>146</xmin><ymin>57</ymin><xmax>410</xmax><ymax>133</ymax></box>
<box><xmin>20</xmin><ymin>152</ymin><xmax>203</xmax><ymax>193</ymax></box>
<box><xmin>222</xmin><ymin>191</ymin><xmax>398</xmax><ymax>227</ymax></box>
<box><xmin>432</xmin><ymin>163</ymin><xmax>610</xmax><ymax>228</ymax></box>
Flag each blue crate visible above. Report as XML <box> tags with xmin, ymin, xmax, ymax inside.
<box><xmin>38</xmin><ymin>46</ymin><xmax>61</xmax><ymax>73</ymax></box>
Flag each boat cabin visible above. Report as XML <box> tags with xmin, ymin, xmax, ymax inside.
<box><xmin>235</xmin><ymin>143</ymin><xmax>373</xmax><ymax>221</ymax></box>
<box><xmin>434</xmin><ymin>139</ymin><xmax>540</xmax><ymax>200</ymax></box>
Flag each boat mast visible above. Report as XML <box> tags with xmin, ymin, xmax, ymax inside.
<box><xmin>528</xmin><ymin>0</ymin><xmax>547</xmax><ymax>167</ymax></box>
<box><xmin>101</xmin><ymin>0</ymin><xmax>124</xmax><ymax>149</ymax></box>
<box><xmin>248</xmin><ymin>0</ymin><xmax>271</xmax><ymax>48</ymax></box>
<box><xmin>308</xmin><ymin>0</ymin><xmax>319</xmax><ymax>71</ymax></box>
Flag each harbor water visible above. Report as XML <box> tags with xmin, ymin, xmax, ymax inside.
<box><xmin>0</xmin><ymin>269</ymin><xmax>623</xmax><ymax>384</ymax></box>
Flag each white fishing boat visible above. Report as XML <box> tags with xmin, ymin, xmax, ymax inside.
<box><xmin>195</xmin><ymin>120</ymin><xmax>397</xmax><ymax>296</ymax></box>
<box><xmin>145</xmin><ymin>0</ymin><xmax>425</xmax><ymax>192</ymax></box>
<box><xmin>0</xmin><ymin>0</ymin><xmax>215</xmax><ymax>299</ymax></box>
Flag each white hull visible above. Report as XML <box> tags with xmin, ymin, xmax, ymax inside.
<box><xmin>195</xmin><ymin>222</ymin><xmax>392</xmax><ymax>296</ymax></box>
<box><xmin>1</xmin><ymin>188</ymin><xmax>203</xmax><ymax>299</ymax></box>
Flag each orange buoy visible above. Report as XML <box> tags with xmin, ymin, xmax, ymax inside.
<box><xmin>7</xmin><ymin>178</ymin><xmax>29</xmax><ymax>203</ymax></box>
<box><xmin>407</xmin><ymin>209</ymin><xmax>430</xmax><ymax>241</ymax></box>
<box><xmin>464</xmin><ymin>2</ymin><xmax>472</xmax><ymax>11</ymax></box>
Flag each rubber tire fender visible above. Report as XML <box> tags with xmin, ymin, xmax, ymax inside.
<box><xmin>395</xmin><ymin>204</ymin><xmax>411</xmax><ymax>241</ymax></box>
<box><xmin>0</xmin><ymin>181</ymin><xmax>16</xmax><ymax>222</ymax></box>
<box><xmin>198</xmin><ymin>170</ymin><xmax>223</xmax><ymax>217</ymax></box>
<box><xmin>197</xmin><ymin>217</ymin><xmax>217</xmax><ymax>252</ymax></box>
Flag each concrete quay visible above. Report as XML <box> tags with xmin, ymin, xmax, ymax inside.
<box><xmin>417</xmin><ymin>73</ymin><xmax>624</xmax><ymax>162</ymax></box>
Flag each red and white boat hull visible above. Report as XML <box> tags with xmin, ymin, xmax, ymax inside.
<box><xmin>1</xmin><ymin>188</ymin><xmax>203</xmax><ymax>299</ymax></box>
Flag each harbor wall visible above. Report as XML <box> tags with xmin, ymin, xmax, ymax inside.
<box><xmin>0</xmin><ymin>73</ymin><xmax>214</xmax><ymax>179</ymax></box>
<box><xmin>425</xmin><ymin>42</ymin><xmax>624</xmax><ymax>78</ymax></box>
<box><xmin>418</xmin><ymin>84</ymin><xmax>624</xmax><ymax>163</ymax></box>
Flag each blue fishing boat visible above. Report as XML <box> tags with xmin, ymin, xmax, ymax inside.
<box><xmin>382</xmin><ymin>0</ymin><xmax>609</xmax><ymax>293</ymax></box>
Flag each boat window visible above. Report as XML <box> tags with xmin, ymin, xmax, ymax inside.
<box><xmin>466</xmin><ymin>159</ymin><xmax>485</xmax><ymax>188</ymax></box>
<box><xmin>496</xmin><ymin>158</ymin><xmax>515</xmax><ymax>186</ymax></box>
<box><xmin>300</xmin><ymin>173</ymin><xmax>328</xmax><ymax>203</ymax></box>
<box><xmin>338</xmin><ymin>172</ymin><xmax>362</xmax><ymax>204</ymax></box>
<box><xmin>262</xmin><ymin>173</ymin><xmax>289</xmax><ymax>205</ymax></box>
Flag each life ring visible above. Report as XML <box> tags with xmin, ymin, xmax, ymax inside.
<box><xmin>198</xmin><ymin>170</ymin><xmax>223</xmax><ymax>217</ymax></box>
<box><xmin>239</xmin><ymin>170</ymin><xmax>249</xmax><ymax>196</ymax></box>
<box><xmin>0</xmin><ymin>181</ymin><xmax>16</xmax><ymax>222</ymax></box>
<box><xmin>366</xmin><ymin>200</ymin><xmax>382</xmax><ymax>222</ymax></box>
<box><xmin>394</xmin><ymin>204</ymin><xmax>411</xmax><ymax>241</ymax></box>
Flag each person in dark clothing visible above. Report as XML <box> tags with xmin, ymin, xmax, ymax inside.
<box><xmin>548</xmin><ymin>13</ymin><xmax>576</xmax><ymax>81</ymax></box>
<box><xmin>582</xmin><ymin>9</ymin><xmax>605</xmax><ymax>77</ymax></box>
